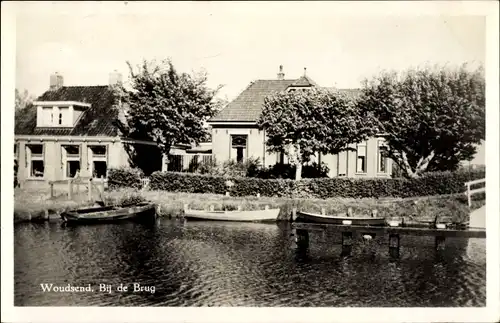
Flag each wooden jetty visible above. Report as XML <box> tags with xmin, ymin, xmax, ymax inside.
<box><xmin>291</xmin><ymin>222</ymin><xmax>486</xmax><ymax>258</ymax></box>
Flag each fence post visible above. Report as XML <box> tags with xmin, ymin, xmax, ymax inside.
<box><xmin>68</xmin><ymin>179</ymin><xmax>73</xmax><ymax>200</ymax></box>
<box><xmin>88</xmin><ymin>178</ymin><xmax>92</xmax><ymax>201</ymax></box>
<box><xmin>466</xmin><ymin>183</ymin><xmax>471</xmax><ymax>207</ymax></box>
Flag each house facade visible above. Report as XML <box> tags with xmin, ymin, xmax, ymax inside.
<box><xmin>208</xmin><ymin>66</ymin><xmax>393</xmax><ymax>178</ymax></box>
<box><xmin>14</xmin><ymin>72</ymin><xmax>165</xmax><ymax>188</ymax></box>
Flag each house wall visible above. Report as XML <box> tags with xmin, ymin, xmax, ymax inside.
<box><xmin>210</xmin><ymin>125</ymin><xmax>392</xmax><ymax>178</ymax></box>
<box><xmin>15</xmin><ymin>136</ymin><xmax>128</xmax><ymax>189</ymax></box>
<box><xmin>211</xmin><ymin>125</ymin><xmax>279</xmax><ymax>167</ymax></box>
<box><xmin>319</xmin><ymin>137</ymin><xmax>393</xmax><ymax>178</ymax></box>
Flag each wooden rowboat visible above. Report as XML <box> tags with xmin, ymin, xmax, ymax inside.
<box><xmin>296</xmin><ymin>211</ymin><xmax>386</xmax><ymax>226</ymax></box>
<box><xmin>184</xmin><ymin>208</ymin><xmax>280</xmax><ymax>222</ymax></box>
<box><xmin>60</xmin><ymin>202</ymin><xmax>157</xmax><ymax>224</ymax></box>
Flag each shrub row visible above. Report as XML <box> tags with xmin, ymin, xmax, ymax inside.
<box><xmin>147</xmin><ymin>168</ymin><xmax>485</xmax><ymax>199</ymax></box>
<box><xmin>107</xmin><ymin>167</ymin><xmax>144</xmax><ymax>190</ymax></box>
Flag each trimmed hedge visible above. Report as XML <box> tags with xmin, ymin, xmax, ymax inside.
<box><xmin>148</xmin><ymin>168</ymin><xmax>485</xmax><ymax>199</ymax></box>
<box><xmin>108</xmin><ymin>167</ymin><xmax>144</xmax><ymax>189</ymax></box>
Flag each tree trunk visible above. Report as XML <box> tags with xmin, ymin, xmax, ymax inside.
<box><xmin>285</xmin><ymin>143</ymin><xmax>303</xmax><ymax>181</ymax></box>
<box><xmin>295</xmin><ymin>163</ymin><xmax>303</xmax><ymax>181</ymax></box>
<box><xmin>395</xmin><ymin>150</ymin><xmax>435</xmax><ymax>178</ymax></box>
<box><xmin>294</xmin><ymin>145</ymin><xmax>302</xmax><ymax>181</ymax></box>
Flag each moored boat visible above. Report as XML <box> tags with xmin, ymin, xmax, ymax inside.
<box><xmin>60</xmin><ymin>202</ymin><xmax>157</xmax><ymax>224</ymax></box>
<box><xmin>296</xmin><ymin>211</ymin><xmax>386</xmax><ymax>226</ymax></box>
<box><xmin>184</xmin><ymin>207</ymin><xmax>280</xmax><ymax>222</ymax></box>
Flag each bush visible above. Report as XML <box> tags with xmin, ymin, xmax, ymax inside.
<box><xmin>107</xmin><ymin>167</ymin><xmax>144</xmax><ymax>189</ymax></box>
<box><xmin>257</xmin><ymin>162</ymin><xmax>329</xmax><ymax>179</ymax></box>
<box><xmin>146</xmin><ymin>168</ymin><xmax>485</xmax><ymax>199</ymax></box>
<box><xmin>117</xmin><ymin>193</ymin><xmax>147</xmax><ymax>207</ymax></box>
<box><xmin>150</xmin><ymin>171</ymin><xmax>297</xmax><ymax>197</ymax></box>
<box><xmin>195</xmin><ymin>156</ymin><xmax>219</xmax><ymax>175</ymax></box>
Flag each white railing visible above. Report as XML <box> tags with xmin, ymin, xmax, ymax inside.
<box><xmin>49</xmin><ymin>176</ymin><xmax>106</xmax><ymax>201</ymax></box>
<box><xmin>140</xmin><ymin>178</ymin><xmax>150</xmax><ymax>190</ymax></box>
<box><xmin>465</xmin><ymin>178</ymin><xmax>486</xmax><ymax>207</ymax></box>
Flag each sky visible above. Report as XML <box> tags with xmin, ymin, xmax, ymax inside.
<box><xmin>15</xmin><ymin>2</ymin><xmax>485</xmax><ymax>101</ymax></box>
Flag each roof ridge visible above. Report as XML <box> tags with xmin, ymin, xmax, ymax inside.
<box><xmin>61</xmin><ymin>85</ymin><xmax>110</xmax><ymax>88</ymax></box>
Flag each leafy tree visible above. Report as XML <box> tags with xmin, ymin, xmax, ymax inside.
<box><xmin>258</xmin><ymin>88</ymin><xmax>374</xmax><ymax>180</ymax></box>
<box><xmin>115</xmin><ymin>59</ymin><xmax>222</xmax><ymax>166</ymax></box>
<box><xmin>15</xmin><ymin>88</ymin><xmax>34</xmax><ymax>111</ymax></box>
<box><xmin>357</xmin><ymin>63</ymin><xmax>485</xmax><ymax>177</ymax></box>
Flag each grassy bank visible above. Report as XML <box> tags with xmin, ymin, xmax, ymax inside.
<box><xmin>14</xmin><ymin>187</ymin><xmax>485</xmax><ymax>224</ymax></box>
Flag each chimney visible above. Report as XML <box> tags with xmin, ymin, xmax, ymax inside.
<box><xmin>109</xmin><ymin>70</ymin><xmax>123</xmax><ymax>86</ymax></box>
<box><xmin>304</xmin><ymin>67</ymin><xmax>307</xmax><ymax>77</ymax></box>
<box><xmin>277</xmin><ymin>65</ymin><xmax>285</xmax><ymax>80</ymax></box>
<box><xmin>49</xmin><ymin>72</ymin><xmax>64</xmax><ymax>91</ymax></box>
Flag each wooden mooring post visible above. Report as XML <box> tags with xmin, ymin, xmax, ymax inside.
<box><xmin>295</xmin><ymin>228</ymin><xmax>310</xmax><ymax>252</ymax></box>
<box><xmin>435</xmin><ymin>236</ymin><xmax>446</xmax><ymax>251</ymax></box>
<box><xmin>341</xmin><ymin>231</ymin><xmax>353</xmax><ymax>256</ymax></box>
<box><xmin>389</xmin><ymin>233</ymin><xmax>400</xmax><ymax>258</ymax></box>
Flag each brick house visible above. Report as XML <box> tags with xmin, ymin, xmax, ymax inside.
<box><xmin>208</xmin><ymin>66</ymin><xmax>393</xmax><ymax>178</ymax></box>
<box><xmin>14</xmin><ymin>72</ymin><xmax>173</xmax><ymax>188</ymax></box>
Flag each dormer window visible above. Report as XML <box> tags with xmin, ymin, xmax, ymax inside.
<box><xmin>34</xmin><ymin>101</ymin><xmax>91</xmax><ymax>127</ymax></box>
<box><xmin>287</xmin><ymin>87</ymin><xmax>311</xmax><ymax>93</ymax></box>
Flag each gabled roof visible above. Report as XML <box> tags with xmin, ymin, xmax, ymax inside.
<box><xmin>15</xmin><ymin>86</ymin><xmax>120</xmax><ymax>137</ymax></box>
<box><xmin>209</xmin><ymin>79</ymin><xmax>296</xmax><ymax>122</ymax></box>
<box><xmin>209</xmin><ymin>76</ymin><xmax>362</xmax><ymax>123</ymax></box>
<box><xmin>290</xmin><ymin>75</ymin><xmax>318</xmax><ymax>87</ymax></box>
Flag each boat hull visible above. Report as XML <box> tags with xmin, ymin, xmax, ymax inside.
<box><xmin>184</xmin><ymin>208</ymin><xmax>280</xmax><ymax>222</ymax></box>
<box><xmin>297</xmin><ymin>211</ymin><xmax>386</xmax><ymax>226</ymax></box>
<box><xmin>60</xmin><ymin>203</ymin><xmax>157</xmax><ymax>224</ymax></box>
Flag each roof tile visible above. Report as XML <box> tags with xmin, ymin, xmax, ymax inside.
<box><xmin>15</xmin><ymin>86</ymin><xmax>119</xmax><ymax>137</ymax></box>
<box><xmin>209</xmin><ymin>78</ymin><xmax>361</xmax><ymax>122</ymax></box>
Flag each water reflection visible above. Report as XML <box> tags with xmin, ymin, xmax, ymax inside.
<box><xmin>14</xmin><ymin>219</ymin><xmax>485</xmax><ymax>307</ymax></box>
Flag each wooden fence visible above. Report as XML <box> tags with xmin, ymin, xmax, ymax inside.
<box><xmin>49</xmin><ymin>176</ymin><xmax>106</xmax><ymax>202</ymax></box>
<box><xmin>464</xmin><ymin>178</ymin><xmax>486</xmax><ymax>207</ymax></box>
<box><xmin>168</xmin><ymin>154</ymin><xmax>213</xmax><ymax>172</ymax></box>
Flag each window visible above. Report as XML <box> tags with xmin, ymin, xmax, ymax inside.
<box><xmin>231</xmin><ymin>135</ymin><xmax>247</xmax><ymax>163</ymax></box>
<box><xmin>63</xmin><ymin>145</ymin><xmax>80</xmax><ymax>178</ymax></box>
<box><xmin>93</xmin><ymin>161</ymin><xmax>107</xmax><ymax>178</ymax></box>
<box><xmin>67</xmin><ymin>160</ymin><xmax>80</xmax><ymax>178</ymax></box>
<box><xmin>378</xmin><ymin>140</ymin><xmax>388</xmax><ymax>173</ymax></box>
<box><xmin>90</xmin><ymin>145</ymin><xmax>107</xmax><ymax>178</ymax></box>
<box><xmin>236</xmin><ymin>148</ymin><xmax>244</xmax><ymax>163</ymax></box>
<box><xmin>42</xmin><ymin>107</ymin><xmax>53</xmax><ymax>125</ymax></box>
<box><xmin>27</xmin><ymin>144</ymin><xmax>44</xmax><ymax>178</ymax></box>
<box><xmin>356</xmin><ymin>142</ymin><xmax>367</xmax><ymax>173</ymax></box>
<box><xmin>91</xmin><ymin>146</ymin><xmax>106</xmax><ymax>156</ymax></box>
<box><xmin>58</xmin><ymin>113</ymin><xmax>63</xmax><ymax>125</ymax></box>
<box><xmin>277</xmin><ymin>151</ymin><xmax>285</xmax><ymax>164</ymax></box>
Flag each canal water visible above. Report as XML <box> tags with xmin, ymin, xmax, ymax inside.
<box><xmin>14</xmin><ymin>219</ymin><xmax>485</xmax><ymax>307</ymax></box>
